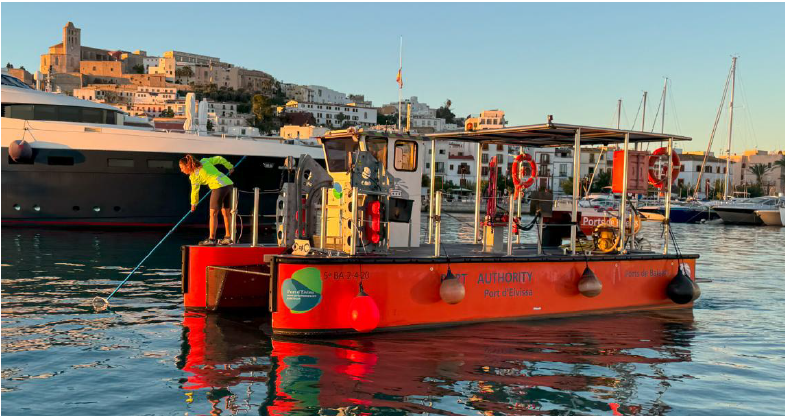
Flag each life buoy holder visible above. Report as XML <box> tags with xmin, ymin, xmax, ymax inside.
<box><xmin>648</xmin><ymin>147</ymin><xmax>680</xmax><ymax>189</ymax></box>
<box><xmin>511</xmin><ymin>154</ymin><xmax>537</xmax><ymax>197</ymax></box>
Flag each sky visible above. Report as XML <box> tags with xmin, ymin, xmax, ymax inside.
<box><xmin>2</xmin><ymin>2</ymin><xmax>783</xmax><ymax>153</ymax></box>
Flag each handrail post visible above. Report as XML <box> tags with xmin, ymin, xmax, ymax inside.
<box><xmin>320</xmin><ymin>187</ymin><xmax>328</xmax><ymax>249</ymax></box>
<box><xmin>537</xmin><ymin>214</ymin><xmax>543</xmax><ymax>255</ymax></box>
<box><xmin>619</xmin><ymin>132</ymin><xmax>630</xmax><ymax>254</ymax></box>
<box><xmin>516</xmin><ymin>146</ymin><xmax>523</xmax><ymax>244</ymax></box>
<box><xmin>434</xmin><ymin>191</ymin><xmax>442</xmax><ymax>257</ymax></box>
<box><xmin>474</xmin><ymin>142</ymin><xmax>483</xmax><ymax>243</ymax></box>
<box><xmin>664</xmin><ymin>137</ymin><xmax>674</xmax><ymax>254</ymax></box>
<box><xmin>251</xmin><ymin>187</ymin><xmax>260</xmax><ymax>247</ymax></box>
<box><xmin>230</xmin><ymin>186</ymin><xmax>239</xmax><ymax>243</ymax></box>
<box><xmin>507</xmin><ymin>194</ymin><xmax>514</xmax><ymax>255</ymax></box>
<box><xmin>428</xmin><ymin>138</ymin><xmax>437</xmax><ymax>243</ymax></box>
<box><xmin>350</xmin><ymin>189</ymin><xmax>358</xmax><ymax>256</ymax></box>
<box><xmin>571</xmin><ymin>129</ymin><xmax>581</xmax><ymax>255</ymax></box>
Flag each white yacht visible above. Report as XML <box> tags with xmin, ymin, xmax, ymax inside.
<box><xmin>1</xmin><ymin>73</ymin><xmax>323</xmax><ymax>227</ymax></box>
<box><xmin>713</xmin><ymin>196</ymin><xmax>785</xmax><ymax>225</ymax></box>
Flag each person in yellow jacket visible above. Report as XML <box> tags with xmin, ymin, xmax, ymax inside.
<box><xmin>179</xmin><ymin>154</ymin><xmax>235</xmax><ymax>245</ymax></box>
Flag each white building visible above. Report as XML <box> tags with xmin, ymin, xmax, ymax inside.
<box><xmin>282</xmin><ymin>84</ymin><xmax>352</xmax><ymax>105</ymax></box>
<box><xmin>134</xmin><ymin>86</ymin><xmax>177</xmax><ymax>105</ymax></box>
<box><xmin>282</xmin><ymin>101</ymin><xmax>376</xmax><ymax>128</ymax></box>
<box><xmin>143</xmin><ymin>56</ymin><xmax>161</xmax><ymax>74</ymax></box>
<box><xmin>678</xmin><ymin>151</ymin><xmax>734</xmax><ymax>196</ymax></box>
<box><xmin>280</xmin><ymin>125</ymin><xmax>329</xmax><ymax>140</ymax></box>
<box><xmin>206</xmin><ymin>101</ymin><xmax>252</xmax><ymax>134</ymax></box>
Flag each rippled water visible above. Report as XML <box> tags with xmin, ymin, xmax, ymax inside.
<box><xmin>2</xmin><ymin>216</ymin><xmax>785</xmax><ymax>415</ymax></box>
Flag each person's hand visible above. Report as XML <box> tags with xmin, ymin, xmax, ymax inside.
<box><xmin>228</xmin><ymin>169</ymin><xmax>234</xmax><ymax>176</ymax></box>
<box><xmin>191</xmin><ymin>205</ymin><xmax>196</xmax><ymax>212</ymax></box>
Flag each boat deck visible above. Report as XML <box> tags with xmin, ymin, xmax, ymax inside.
<box><xmin>268</xmin><ymin>243</ymin><xmax>698</xmax><ymax>264</ymax></box>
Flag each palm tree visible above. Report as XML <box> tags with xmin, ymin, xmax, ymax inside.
<box><xmin>774</xmin><ymin>155</ymin><xmax>785</xmax><ymax>194</ymax></box>
<box><xmin>748</xmin><ymin>163</ymin><xmax>770</xmax><ymax>186</ymax></box>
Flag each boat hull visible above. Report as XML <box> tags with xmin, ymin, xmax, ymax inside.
<box><xmin>2</xmin><ymin>147</ymin><xmax>290</xmax><ymax>227</ymax></box>
<box><xmin>713</xmin><ymin>207</ymin><xmax>763</xmax><ymax>225</ymax></box>
<box><xmin>269</xmin><ymin>254</ymin><xmax>697</xmax><ymax>336</ymax></box>
<box><xmin>638</xmin><ymin>206</ymin><xmax>718</xmax><ymax>223</ymax></box>
<box><xmin>756</xmin><ymin>209</ymin><xmax>783</xmax><ymax>226</ymax></box>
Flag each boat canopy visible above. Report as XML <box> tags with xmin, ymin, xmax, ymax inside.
<box><xmin>426</xmin><ymin>121</ymin><xmax>691</xmax><ymax>147</ymax></box>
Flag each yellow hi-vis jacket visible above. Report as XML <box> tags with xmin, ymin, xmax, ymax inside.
<box><xmin>189</xmin><ymin>156</ymin><xmax>234</xmax><ymax>205</ymax></box>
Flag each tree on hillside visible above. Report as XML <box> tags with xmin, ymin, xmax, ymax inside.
<box><xmin>175</xmin><ymin>66</ymin><xmax>194</xmax><ymax>79</ymax></box>
<box><xmin>251</xmin><ymin>94</ymin><xmax>278</xmax><ymax>133</ymax></box>
<box><xmin>435</xmin><ymin>99</ymin><xmax>456</xmax><ymax>124</ymax></box>
<box><xmin>159</xmin><ymin>108</ymin><xmax>175</xmax><ymax>118</ymax></box>
<box><xmin>132</xmin><ymin>64</ymin><xmax>145</xmax><ymax>74</ymax></box>
<box><xmin>336</xmin><ymin>112</ymin><xmax>351</xmax><ymax>128</ymax></box>
<box><xmin>376</xmin><ymin>113</ymin><xmax>396</xmax><ymax>126</ymax></box>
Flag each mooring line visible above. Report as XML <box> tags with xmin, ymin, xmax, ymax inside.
<box><xmin>93</xmin><ymin>155</ymin><xmax>247</xmax><ymax>310</ymax></box>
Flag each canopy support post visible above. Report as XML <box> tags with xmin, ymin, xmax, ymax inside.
<box><xmin>474</xmin><ymin>142</ymin><xmax>483</xmax><ymax>243</ymax></box>
<box><xmin>664</xmin><ymin>137</ymin><xmax>674</xmax><ymax>254</ymax></box>
<box><xmin>571</xmin><ymin>129</ymin><xmax>581</xmax><ymax>255</ymax></box>
<box><xmin>428</xmin><ymin>138</ymin><xmax>436</xmax><ymax>244</ymax></box>
<box><xmin>434</xmin><ymin>191</ymin><xmax>442</xmax><ymax>257</ymax></box>
<box><xmin>619</xmin><ymin>132</ymin><xmax>630</xmax><ymax>254</ymax></box>
<box><xmin>516</xmin><ymin>146</ymin><xmax>523</xmax><ymax>244</ymax></box>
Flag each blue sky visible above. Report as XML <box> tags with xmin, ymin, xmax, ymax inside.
<box><xmin>2</xmin><ymin>2</ymin><xmax>783</xmax><ymax>152</ymax></box>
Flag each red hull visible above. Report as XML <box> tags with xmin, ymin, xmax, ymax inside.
<box><xmin>270</xmin><ymin>256</ymin><xmax>696</xmax><ymax>336</ymax></box>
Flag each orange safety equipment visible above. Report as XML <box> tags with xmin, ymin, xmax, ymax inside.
<box><xmin>647</xmin><ymin>147</ymin><xmax>680</xmax><ymax>189</ymax></box>
<box><xmin>511</xmin><ymin>153</ymin><xmax>537</xmax><ymax>197</ymax></box>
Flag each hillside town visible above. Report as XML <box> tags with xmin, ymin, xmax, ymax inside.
<box><xmin>4</xmin><ymin>21</ymin><xmax>784</xmax><ymax>198</ymax></box>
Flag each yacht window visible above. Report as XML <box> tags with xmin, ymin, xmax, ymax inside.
<box><xmin>4</xmin><ymin>104</ymin><xmax>34</xmax><ymax>119</ymax></box>
<box><xmin>1</xmin><ymin>75</ymin><xmax>31</xmax><ymax>89</ymax></box>
<box><xmin>394</xmin><ymin>140</ymin><xmax>418</xmax><ymax>172</ymax></box>
<box><xmin>34</xmin><ymin>105</ymin><xmax>58</xmax><ymax>120</ymax></box>
<box><xmin>366</xmin><ymin>137</ymin><xmax>388</xmax><ymax>168</ymax></box>
<box><xmin>108</xmin><ymin>158</ymin><xmax>134</xmax><ymax>167</ymax></box>
<box><xmin>82</xmin><ymin>108</ymin><xmax>103</xmax><ymax>124</ymax></box>
<box><xmin>324</xmin><ymin>138</ymin><xmax>358</xmax><ymax>172</ymax></box>
<box><xmin>148</xmin><ymin>160</ymin><xmax>173</xmax><ymax>169</ymax></box>
<box><xmin>48</xmin><ymin>156</ymin><xmax>74</xmax><ymax>166</ymax></box>
<box><xmin>58</xmin><ymin>106</ymin><xmax>80</xmax><ymax>122</ymax></box>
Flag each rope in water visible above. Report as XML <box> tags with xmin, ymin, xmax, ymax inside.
<box><xmin>94</xmin><ymin>155</ymin><xmax>247</xmax><ymax>309</ymax></box>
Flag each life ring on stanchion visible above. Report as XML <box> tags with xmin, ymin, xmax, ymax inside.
<box><xmin>648</xmin><ymin>147</ymin><xmax>680</xmax><ymax>189</ymax></box>
<box><xmin>592</xmin><ymin>223</ymin><xmax>620</xmax><ymax>253</ymax></box>
<box><xmin>512</xmin><ymin>153</ymin><xmax>537</xmax><ymax>197</ymax></box>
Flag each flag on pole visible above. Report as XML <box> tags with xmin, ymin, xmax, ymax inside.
<box><xmin>396</xmin><ymin>68</ymin><xmax>403</xmax><ymax>88</ymax></box>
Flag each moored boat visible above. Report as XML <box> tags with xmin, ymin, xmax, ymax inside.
<box><xmin>713</xmin><ymin>197</ymin><xmax>784</xmax><ymax>225</ymax></box>
<box><xmin>180</xmin><ymin>123</ymin><xmax>701</xmax><ymax>337</ymax></box>
<box><xmin>1</xmin><ymin>74</ymin><xmax>323</xmax><ymax>227</ymax></box>
<box><xmin>756</xmin><ymin>208</ymin><xmax>783</xmax><ymax>226</ymax></box>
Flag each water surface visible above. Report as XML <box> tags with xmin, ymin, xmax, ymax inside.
<box><xmin>2</xmin><ymin>216</ymin><xmax>784</xmax><ymax>415</ymax></box>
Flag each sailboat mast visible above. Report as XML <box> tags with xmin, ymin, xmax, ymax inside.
<box><xmin>661</xmin><ymin>78</ymin><xmax>668</xmax><ymax>133</ymax></box>
<box><xmin>723</xmin><ymin>56</ymin><xmax>737</xmax><ymax>200</ymax></box>
<box><xmin>641</xmin><ymin>91</ymin><xmax>647</xmax><ymax>132</ymax></box>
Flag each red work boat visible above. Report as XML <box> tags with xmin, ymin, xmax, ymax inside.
<box><xmin>181</xmin><ymin>122</ymin><xmax>700</xmax><ymax>336</ymax></box>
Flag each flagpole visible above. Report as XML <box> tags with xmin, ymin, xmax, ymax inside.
<box><xmin>398</xmin><ymin>36</ymin><xmax>402</xmax><ymax>132</ymax></box>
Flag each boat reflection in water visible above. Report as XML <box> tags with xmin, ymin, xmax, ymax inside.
<box><xmin>178</xmin><ymin>310</ymin><xmax>695</xmax><ymax>415</ymax></box>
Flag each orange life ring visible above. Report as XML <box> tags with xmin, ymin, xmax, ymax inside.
<box><xmin>512</xmin><ymin>153</ymin><xmax>537</xmax><ymax>197</ymax></box>
<box><xmin>647</xmin><ymin>147</ymin><xmax>680</xmax><ymax>189</ymax></box>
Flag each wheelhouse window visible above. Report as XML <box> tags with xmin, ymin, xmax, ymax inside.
<box><xmin>394</xmin><ymin>140</ymin><xmax>417</xmax><ymax>172</ymax></box>
<box><xmin>366</xmin><ymin>137</ymin><xmax>388</xmax><ymax>168</ymax></box>
<box><xmin>324</xmin><ymin>138</ymin><xmax>358</xmax><ymax>172</ymax></box>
